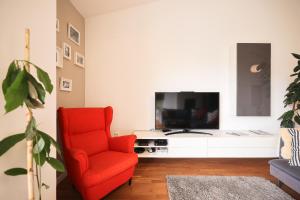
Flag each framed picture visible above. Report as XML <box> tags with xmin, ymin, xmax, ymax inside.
<box><xmin>60</xmin><ymin>78</ymin><xmax>72</xmax><ymax>92</ymax></box>
<box><xmin>56</xmin><ymin>47</ymin><xmax>63</xmax><ymax>68</ymax></box>
<box><xmin>236</xmin><ymin>43</ymin><xmax>271</xmax><ymax>116</ymax></box>
<box><xmin>56</xmin><ymin>18</ymin><xmax>59</xmax><ymax>32</ymax></box>
<box><xmin>68</xmin><ymin>23</ymin><xmax>80</xmax><ymax>46</ymax></box>
<box><xmin>74</xmin><ymin>52</ymin><xmax>85</xmax><ymax>68</ymax></box>
<box><xmin>63</xmin><ymin>43</ymin><xmax>71</xmax><ymax>60</ymax></box>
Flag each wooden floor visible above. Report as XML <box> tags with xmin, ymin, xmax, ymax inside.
<box><xmin>57</xmin><ymin>158</ymin><xmax>300</xmax><ymax>200</ymax></box>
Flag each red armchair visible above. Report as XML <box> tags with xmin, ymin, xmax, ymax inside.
<box><xmin>58</xmin><ymin>107</ymin><xmax>138</xmax><ymax>200</ymax></box>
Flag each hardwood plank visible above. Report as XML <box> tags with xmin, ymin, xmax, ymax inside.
<box><xmin>57</xmin><ymin>158</ymin><xmax>300</xmax><ymax>200</ymax></box>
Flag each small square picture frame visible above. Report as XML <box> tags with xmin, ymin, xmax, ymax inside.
<box><xmin>60</xmin><ymin>77</ymin><xmax>72</xmax><ymax>92</ymax></box>
<box><xmin>56</xmin><ymin>47</ymin><xmax>63</xmax><ymax>68</ymax></box>
<box><xmin>74</xmin><ymin>52</ymin><xmax>85</xmax><ymax>68</ymax></box>
<box><xmin>63</xmin><ymin>43</ymin><xmax>72</xmax><ymax>60</ymax></box>
<box><xmin>68</xmin><ymin>23</ymin><xmax>80</xmax><ymax>46</ymax></box>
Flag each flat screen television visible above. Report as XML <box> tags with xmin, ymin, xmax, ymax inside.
<box><xmin>155</xmin><ymin>92</ymin><xmax>219</xmax><ymax>130</ymax></box>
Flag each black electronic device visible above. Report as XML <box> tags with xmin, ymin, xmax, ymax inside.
<box><xmin>134</xmin><ymin>148</ymin><xmax>145</xmax><ymax>154</ymax></box>
<box><xmin>154</xmin><ymin>139</ymin><xmax>168</xmax><ymax>146</ymax></box>
<box><xmin>155</xmin><ymin>92</ymin><xmax>219</xmax><ymax>135</ymax></box>
<box><xmin>137</xmin><ymin>139</ymin><xmax>149</xmax><ymax>146</ymax></box>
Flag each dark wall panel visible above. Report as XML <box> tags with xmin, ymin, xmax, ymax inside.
<box><xmin>237</xmin><ymin>43</ymin><xmax>271</xmax><ymax>116</ymax></box>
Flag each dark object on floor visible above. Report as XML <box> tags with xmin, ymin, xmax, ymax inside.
<box><xmin>167</xmin><ymin>176</ymin><xmax>293</xmax><ymax>200</ymax></box>
<box><xmin>128</xmin><ymin>178</ymin><xmax>132</xmax><ymax>186</ymax></box>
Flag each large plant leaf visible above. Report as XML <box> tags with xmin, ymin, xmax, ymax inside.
<box><xmin>283</xmin><ymin>91</ymin><xmax>294</xmax><ymax>105</ymax></box>
<box><xmin>25</xmin><ymin>117</ymin><xmax>37</xmax><ymax>140</ymax></box>
<box><xmin>2</xmin><ymin>61</ymin><xmax>20</xmax><ymax>95</ymax></box>
<box><xmin>33</xmin><ymin>137</ymin><xmax>45</xmax><ymax>154</ymax></box>
<box><xmin>39</xmin><ymin>132</ymin><xmax>51</xmax><ymax>155</ymax></box>
<box><xmin>295</xmin><ymin>115</ymin><xmax>300</xmax><ymax>125</ymax></box>
<box><xmin>36</xmin><ymin>67</ymin><xmax>53</xmax><ymax>94</ymax></box>
<box><xmin>294</xmin><ymin>89</ymin><xmax>300</xmax><ymax>100</ymax></box>
<box><xmin>46</xmin><ymin>157</ymin><xmax>65</xmax><ymax>172</ymax></box>
<box><xmin>0</xmin><ymin>133</ymin><xmax>25</xmax><ymax>156</ymax></box>
<box><xmin>278</xmin><ymin>110</ymin><xmax>294</xmax><ymax>120</ymax></box>
<box><xmin>28</xmin><ymin>81</ymin><xmax>38</xmax><ymax>100</ymax></box>
<box><xmin>292</xmin><ymin>53</ymin><xmax>300</xmax><ymax>59</ymax></box>
<box><xmin>44</xmin><ymin>140</ymin><xmax>51</xmax><ymax>155</ymax></box>
<box><xmin>294</xmin><ymin>77</ymin><xmax>300</xmax><ymax>83</ymax></box>
<box><xmin>26</xmin><ymin>72</ymin><xmax>46</xmax><ymax>104</ymax></box>
<box><xmin>4</xmin><ymin>69</ymin><xmax>29</xmax><ymax>113</ymax></box>
<box><xmin>280</xmin><ymin>119</ymin><xmax>294</xmax><ymax>128</ymax></box>
<box><xmin>33</xmin><ymin>150</ymin><xmax>47</xmax><ymax>166</ymax></box>
<box><xmin>294</xmin><ymin>65</ymin><xmax>300</xmax><ymax>73</ymax></box>
<box><xmin>38</xmin><ymin>130</ymin><xmax>61</xmax><ymax>156</ymax></box>
<box><xmin>287</xmin><ymin>82</ymin><xmax>297</xmax><ymax>91</ymax></box>
<box><xmin>25</xmin><ymin>98</ymin><xmax>44</xmax><ymax>109</ymax></box>
<box><xmin>4</xmin><ymin>168</ymin><xmax>27</xmax><ymax>176</ymax></box>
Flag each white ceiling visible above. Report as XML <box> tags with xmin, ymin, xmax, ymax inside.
<box><xmin>70</xmin><ymin>0</ymin><xmax>159</xmax><ymax>18</ymax></box>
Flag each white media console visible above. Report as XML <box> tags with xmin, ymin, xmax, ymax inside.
<box><xmin>116</xmin><ymin>130</ymin><xmax>280</xmax><ymax>158</ymax></box>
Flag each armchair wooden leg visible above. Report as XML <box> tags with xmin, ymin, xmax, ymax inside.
<box><xmin>128</xmin><ymin>178</ymin><xmax>132</xmax><ymax>186</ymax></box>
<box><xmin>277</xmin><ymin>180</ymin><xmax>283</xmax><ymax>188</ymax></box>
<box><xmin>72</xmin><ymin>184</ymin><xmax>77</xmax><ymax>191</ymax></box>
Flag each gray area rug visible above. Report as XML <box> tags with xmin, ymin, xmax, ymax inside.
<box><xmin>166</xmin><ymin>176</ymin><xmax>294</xmax><ymax>200</ymax></box>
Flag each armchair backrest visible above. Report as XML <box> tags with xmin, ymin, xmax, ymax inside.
<box><xmin>58</xmin><ymin>107</ymin><xmax>113</xmax><ymax>156</ymax></box>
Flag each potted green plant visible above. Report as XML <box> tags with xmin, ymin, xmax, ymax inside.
<box><xmin>279</xmin><ymin>53</ymin><xmax>300</xmax><ymax>127</ymax></box>
<box><xmin>278</xmin><ymin>53</ymin><xmax>300</xmax><ymax>158</ymax></box>
<box><xmin>0</xmin><ymin>29</ymin><xmax>64</xmax><ymax>200</ymax></box>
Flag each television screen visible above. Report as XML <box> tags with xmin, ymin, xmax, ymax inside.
<box><xmin>155</xmin><ymin>92</ymin><xmax>219</xmax><ymax>129</ymax></box>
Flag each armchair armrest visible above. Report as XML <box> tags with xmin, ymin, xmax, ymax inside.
<box><xmin>109</xmin><ymin>135</ymin><xmax>137</xmax><ymax>153</ymax></box>
<box><xmin>67</xmin><ymin>149</ymin><xmax>89</xmax><ymax>176</ymax></box>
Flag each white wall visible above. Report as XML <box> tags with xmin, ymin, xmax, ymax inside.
<box><xmin>85</xmin><ymin>0</ymin><xmax>300</xmax><ymax>133</ymax></box>
<box><xmin>0</xmin><ymin>0</ymin><xmax>56</xmax><ymax>199</ymax></box>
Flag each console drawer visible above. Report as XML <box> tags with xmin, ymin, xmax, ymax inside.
<box><xmin>168</xmin><ymin>138</ymin><xmax>207</xmax><ymax>147</ymax></box>
<box><xmin>168</xmin><ymin>147</ymin><xmax>207</xmax><ymax>157</ymax></box>
<box><xmin>207</xmin><ymin>136</ymin><xmax>279</xmax><ymax>148</ymax></box>
<box><xmin>207</xmin><ymin>147</ymin><xmax>278</xmax><ymax>157</ymax></box>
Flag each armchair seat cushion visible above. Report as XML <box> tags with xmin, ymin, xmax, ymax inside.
<box><xmin>269</xmin><ymin>159</ymin><xmax>300</xmax><ymax>181</ymax></box>
<box><xmin>82</xmin><ymin>151</ymin><xmax>138</xmax><ymax>187</ymax></box>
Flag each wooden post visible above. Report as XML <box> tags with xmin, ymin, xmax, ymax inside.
<box><xmin>25</xmin><ymin>28</ymin><xmax>35</xmax><ymax>200</ymax></box>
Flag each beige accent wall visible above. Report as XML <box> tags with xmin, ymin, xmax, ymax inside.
<box><xmin>0</xmin><ymin>0</ymin><xmax>56</xmax><ymax>199</ymax></box>
<box><xmin>57</xmin><ymin>0</ymin><xmax>85</xmax><ymax>108</ymax></box>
